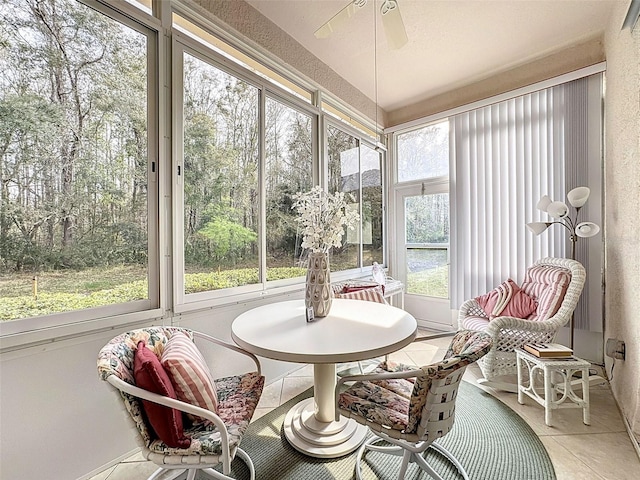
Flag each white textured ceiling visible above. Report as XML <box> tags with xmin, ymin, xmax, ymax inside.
<box><xmin>245</xmin><ymin>0</ymin><xmax>619</xmax><ymax>111</ymax></box>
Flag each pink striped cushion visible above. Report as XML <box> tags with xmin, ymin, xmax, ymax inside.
<box><xmin>520</xmin><ymin>265</ymin><xmax>571</xmax><ymax>321</ymax></box>
<box><xmin>461</xmin><ymin>316</ymin><xmax>490</xmax><ymax>331</ymax></box>
<box><xmin>161</xmin><ymin>331</ymin><xmax>218</xmax><ymax>420</ymax></box>
<box><xmin>335</xmin><ymin>284</ymin><xmax>386</xmax><ymax>304</ymax></box>
<box><xmin>474</xmin><ymin>278</ymin><xmax>537</xmax><ymax>320</ymax></box>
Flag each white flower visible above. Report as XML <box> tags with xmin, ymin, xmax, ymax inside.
<box><xmin>292</xmin><ymin>186</ymin><xmax>360</xmax><ymax>254</ymax></box>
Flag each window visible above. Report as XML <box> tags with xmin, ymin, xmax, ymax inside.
<box><xmin>404</xmin><ymin>193</ymin><xmax>449</xmax><ymax>298</ymax></box>
<box><xmin>265</xmin><ymin>97</ymin><xmax>313</xmax><ymax>279</ymax></box>
<box><xmin>397</xmin><ymin>121</ymin><xmax>449</xmax><ymax>182</ymax></box>
<box><xmin>0</xmin><ymin>0</ymin><xmax>156</xmax><ymax>327</ymax></box>
<box><xmin>327</xmin><ymin>124</ymin><xmax>384</xmax><ymax>272</ymax></box>
<box><xmin>181</xmin><ymin>51</ymin><xmax>260</xmax><ymax>296</ymax></box>
<box><xmin>175</xmin><ymin>39</ymin><xmax>317</xmax><ymax>305</ymax></box>
<box><xmin>395</xmin><ymin>120</ymin><xmax>451</xmax><ymax>300</ymax></box>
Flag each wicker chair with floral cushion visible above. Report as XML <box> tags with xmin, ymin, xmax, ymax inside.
<box><xmin>97</xmin><ymin>326</ymin><xmax>264</xmax><ymax>480</ymax></box>
<box><xmin>458</xmin><ymin>257</ymin><xmax>586</xmax><ymax>392</ymax></box>
<box><xmin>336</xmin><ymin>330</ymin><xmax>492</xmax><ymax>480</ymax></box>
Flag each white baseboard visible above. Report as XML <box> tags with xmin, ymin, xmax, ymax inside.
<box><xmin>76</xmin><ymin>447</ymin><xmax>140</xmax><ymax>480</ymax></box>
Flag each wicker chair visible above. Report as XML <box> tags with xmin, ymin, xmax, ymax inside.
<box><xmin>458</xmin><ymin>257</ymin><xmax>586</xmax><ymax>392</ymax></box>
<box><xmin>97</xmin><ymin>326</ymin><xmax>264</xmax><ymax>480</ymax></box>
<box><xmin>336</xmin><ymin>330</ymin><xmax>492</xmax><ymax>480</ymax></box>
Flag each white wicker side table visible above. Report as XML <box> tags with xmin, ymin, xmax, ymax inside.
<box><xmin>516</xmin><ymin>348</ymin><xmax>590</xmax><ymax>427</ymax></box>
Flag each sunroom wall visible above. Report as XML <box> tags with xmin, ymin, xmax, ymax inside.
<box><xmin>2</xmin><ymin>3</ymin><xmax>639</xmax><ymax>480</ymax></box>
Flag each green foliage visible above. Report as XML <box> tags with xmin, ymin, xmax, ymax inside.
<box><xmin>198</xmin><ymin>218</ymin><xmax>257</xmax><ymax>260</ymax></box>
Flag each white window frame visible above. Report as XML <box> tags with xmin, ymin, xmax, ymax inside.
<box><xmin>1</xmin><ymin>0</ymin><xmax>162</xmax><ymax>347</ymax></box>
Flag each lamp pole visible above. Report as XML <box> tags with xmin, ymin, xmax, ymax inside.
<box><xmin>527</xmin><ymin>188</ymin><xmax>600</xmax><ymax>350</ymax></box>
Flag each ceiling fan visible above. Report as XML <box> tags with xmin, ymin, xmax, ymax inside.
<box><xmin>314</xmin><ymin>0</ymin><xmax>408</xmax><ymax>50</ymax></box>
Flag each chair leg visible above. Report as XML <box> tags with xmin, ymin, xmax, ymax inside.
<box><xmin>356</xmin><ymin>434</ymin><xmax>470</xmax><ymax>480</ymax></box>
<box><xmin>430</xmin><ymin>442</ymin><xmax>470</xmax><ymax>480</ymax></box>
<box><xmin>197</xmin><ymin>448</ymin><xmax>256</xmax><ymax>480</ymax></box>
<box><xmin>397</xmin><ymin>450</ymin><xmax>411</xmax><ymax>480</ymax></box>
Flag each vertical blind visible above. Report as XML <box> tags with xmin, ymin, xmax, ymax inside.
<box><xmin>450</xmin><ymin>76</ymin><xmax>599</xmax><ymax>327</ymax></box>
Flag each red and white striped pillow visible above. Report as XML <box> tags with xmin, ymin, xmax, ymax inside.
<box><xmin>335</xmin><ymin>284</ymin><xmax>386</xmax><ymax>304</ymax></box>
<box><xmin>161</xmin><ymin>331</ymin><xmax>218</xmax><ymax>420</ymax></box>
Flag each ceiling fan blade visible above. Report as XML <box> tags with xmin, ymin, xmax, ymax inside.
<box><xmin>314</xmin><ymin>0</ymin><xmax>367</xmax><ymax>39</ymax></box>
<box><xmin>381</xmin><ymin>0</ymin><xmax>408</xmax><ymax>49</ymax></box>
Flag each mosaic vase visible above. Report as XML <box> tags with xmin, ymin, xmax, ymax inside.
<box><xmin>305</xmin><ymin>252</ymin><xmax>332</xmax><ymax>317</ymax></box>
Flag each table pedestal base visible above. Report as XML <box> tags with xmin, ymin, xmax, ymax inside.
<box><xmin>283</xmin><ymin>398</ymin><xmax>368</xmax><ymax>458</ymax></box>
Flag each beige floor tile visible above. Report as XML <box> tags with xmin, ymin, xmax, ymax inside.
<box><xmin>251</xmin><ymin>407</ymin><xmax>272</xmax><ymax>422</ymax></box>
<box><xmin>549</xmin><ymin>432</ymin><xmax>640</xmax><ymax>480</ymax></box>
<box><xmin>287</xmin><ymin>363</ymin><xmax>314</xmax><ymax>377</ymax></box>
<box><xmin>404</xmin><ymin>348</ymin><xmax>442</xmax><ymax>366</ymax></box>
<box><xmin>86</xmin><ymin>466</ymin><xmax>116</xmax><ymax>480</ymax></box>
<box><xmin>256</xmin><ymin>379</ymin><xmax>283</xmax><ymax>409</ymax></box>
<box><xmin>280</xmin><ymin>375</ymin><xmax>313</xmax><ymax>404</ymax></box>
<box><xmin>104</xmin><ymin>460</ymin><xmax>158</xmax><ymax>480</ymax></box>
<box><xmin>540</xmin><ymin>436</ymin><xmax>606</xmax><ymax>480</ymax></box>
<box><xmin>121</xmin><ymin>451</ymin><xmax>146</xmax><ymax>463</ymax></box>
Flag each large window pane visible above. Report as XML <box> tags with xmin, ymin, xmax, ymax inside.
<box><xmin>265</xmin><ymin>97</ymin><xmax>312</xmax><ymax>280</ymax></box>
<box><xmin>0</xmin><ymin>0</ymin><xmax>150</xmax><ymax>322</ymax></box>
<box><xmin>182</xmin><ymin>53</ymin><xmax>259</xmax><ymax>293</ymax></box>
<box><xmin>397</xmin><ymin>120</ymin><xmax>449</xmax><ymax>182</ymax></box>
<box><xmin>405</xmin><ymin>194</ymin><xmax>449</xmax><ymax>298</ymax></box>
<box><xmin>361</xmin><ymin>145</ymin><xmax>383</xmax><ymax>266</ymax></box>
<box><xmin>327</xmin><ymin>126</ymin><xmax>360</xmax><ymax>271</ymax></box>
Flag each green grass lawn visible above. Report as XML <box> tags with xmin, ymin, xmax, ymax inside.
<box><xmin>406</xmin><ymin>265</ymin><xmax>449</xmax><ymax>298</ymax></box>
<box><xmin>0</xmin><ymin>265</ymin><xmax>307</xmax><ymax>321</ymax></box>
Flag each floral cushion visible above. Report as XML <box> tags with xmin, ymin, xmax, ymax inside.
<box><xmin>148</xmin><ymin>372</ymin><xmax>264</xmax><ymax>456</ymax></box>
<box><xmin>338</xmin><ymin>330</ymin><xmax>492</xmax><ymax>434</ymax></box>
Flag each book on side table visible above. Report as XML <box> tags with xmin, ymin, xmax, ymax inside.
<box><xmin>523</xmin><ymin>343</ymin><xmax>573</xmax><ymax>358</ymax></box>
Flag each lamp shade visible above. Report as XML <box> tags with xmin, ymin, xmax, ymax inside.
<box><xmin>536</xmin><ymin>195</ymin><xmax>552</xmax><ymax>212</ymax></box>
<box><xmin>547</xmin><ymin>201</ymin><xmax>569</xmax><ymax>218</ymax></box>
<box><xmin>526</xmin><ymin>222</ymin><xmax>551</xmax><ymax>235</ymax></box>
<box><xmin>575</xmin><ymin>221</ymin><xmax>600</xmax><ymax>238</ymax></box>
<box><xmin>567</xmin><ymin>187</ymin><xmax>590</xmax><ymax>208</ymax></box>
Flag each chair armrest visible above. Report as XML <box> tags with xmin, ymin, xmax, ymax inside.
<box><xmin>193</xmin><ymin>331</ymin><xmax>262</xmax><ymax>376</ymax></box>
<box><xmin>107</xmin><ymin>375</ymin><xmax>232</xmax><ymax>465</ymax></box>
<box><xmin>457</xmin><ymin>299</ymin><xmax>488</xmax><ymax>322</ymax></box>
<box><xmin>486</xmin><ymin>315</ymin><xmax>563</xmax><ymax>334</ymax></box>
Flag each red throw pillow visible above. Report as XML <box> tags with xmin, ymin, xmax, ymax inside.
<box><xmin>474</xmin><ymin>278</ymin><xmax>537</xmax><ymax>320</ymax></box>
<box><xmin>133</xmin><ymin>340</ymin><xmax>191</xmax><ymax>448</ymax></box>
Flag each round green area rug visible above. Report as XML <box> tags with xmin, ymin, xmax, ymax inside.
<box><xmin>210</xmin><ymin>381</ymin><xmax>555</xmax><ymax>480</ymax></box>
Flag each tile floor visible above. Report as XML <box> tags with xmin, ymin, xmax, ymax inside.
<box><xmin>90</xmin><ymin>333</ymin><xmax>640</xmax><ymax>480</ymax></box>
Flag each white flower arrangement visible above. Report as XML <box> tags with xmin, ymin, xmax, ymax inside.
<box><xmin>292</xmin><ymin>186</ymin><xmax>360</xmax><ymax>254</ymax></box>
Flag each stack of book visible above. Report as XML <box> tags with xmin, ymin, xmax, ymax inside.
<box><xmin>523</xmin><ymin>343</ymin><xmax>573</xmax><ymax>358</ymax></box>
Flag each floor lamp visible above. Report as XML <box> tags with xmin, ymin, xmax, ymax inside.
<box><xmin>526</xmin><ymin>186</ymin><xmax>600</xmax><ymax>349</ymax></box>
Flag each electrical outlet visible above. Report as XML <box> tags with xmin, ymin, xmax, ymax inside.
<box><xmin>606</xmin><ymin>338</ymin><xmax>626</xmax><ymax>360</ymax></box>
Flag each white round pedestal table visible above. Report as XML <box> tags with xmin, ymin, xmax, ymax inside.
<box><xmin>231</xmin><ymin>299</ymin><xmax>417</xmax><ymax>458</ymax></box>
